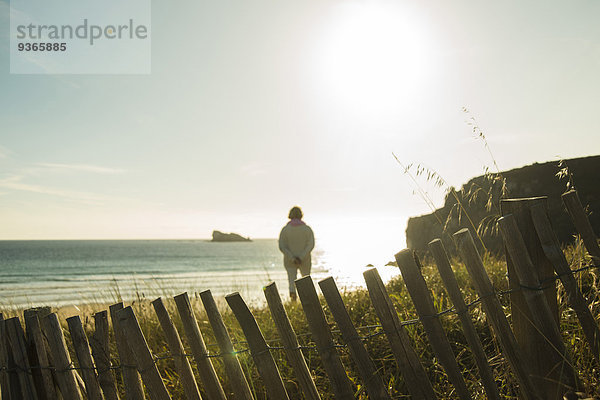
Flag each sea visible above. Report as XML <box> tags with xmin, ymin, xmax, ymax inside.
<box><xmin>0</xmin><ymin>239</ymin><xmax>401</xmax><ymax>309</ymax></box>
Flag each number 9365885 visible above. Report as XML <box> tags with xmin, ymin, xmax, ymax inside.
<box><xmin>17</xmin><ymin>42</ymin><xmax>66</xmax><ymax>51</ymax></box>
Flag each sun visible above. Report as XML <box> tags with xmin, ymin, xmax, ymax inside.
<box><xmin>313</xmin><ymin>2</ymin><xmax>436</xmax><ymax>119</ymax></box>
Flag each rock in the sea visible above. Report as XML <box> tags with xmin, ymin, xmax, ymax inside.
<box><xmin>211</xmin><ymin>230</ymin><xmax>252</xmax><ymax>242</ymax></box>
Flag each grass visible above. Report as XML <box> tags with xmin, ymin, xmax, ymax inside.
<box><xmin>8</xmin><ymin>240</ymin><xmax>597</xmax><ymax>399</ymax></box>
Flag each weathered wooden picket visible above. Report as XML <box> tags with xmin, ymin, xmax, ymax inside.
<box><xmin>1</xmin><ymin>189</ymin><xmax>599</xmax><ymax>400</ymax></box>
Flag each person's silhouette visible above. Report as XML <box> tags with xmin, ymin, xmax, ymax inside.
<box><xmin>278</xmin><ymin>206</ymin><xmax>315</xmax><ymax>301</ymax></box>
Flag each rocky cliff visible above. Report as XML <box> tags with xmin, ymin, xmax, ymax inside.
<box><xmin>405</xmin><ymin>155</ymin><xmax>600</xmax><ymax>253</ymax></box>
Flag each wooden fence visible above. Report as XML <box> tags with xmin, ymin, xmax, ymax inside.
<box><xmin>1</xmin><ymin>190</ymin><xmax>599</xmax><ymax>400</ymax></box>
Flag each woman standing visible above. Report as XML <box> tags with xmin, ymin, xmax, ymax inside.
<box><xmin>278</xmin><ymin>206</ymin><xmax>315</xmax><ymax>300</ymax></box>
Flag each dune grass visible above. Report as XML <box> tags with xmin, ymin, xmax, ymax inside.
<box><xmin>31</xmin><ymin>240</ymin><xmax>598</xmax><ymax>400</ymax></box>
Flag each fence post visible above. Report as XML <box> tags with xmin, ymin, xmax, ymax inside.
<box><xmin>263</xmin><ymin>282</ymin><xmax>321</xmax><ymax>400</ymax></box>
<box><xmin>24</xmin><ymin>309</ymin><xmax>57</xmax><ymax>400</ymax></box>
<box><xmin>66</xmin><ymin>316</ymin><xmax>103</xmax><ymax>400</ymax></box>
<box><xmin>318</xmin><ymin>277</ymin><xmax>391</xmax><ymax>400</ymax></box>
<box><xmin>4</xmin><ymin>315</ymin><xmax>21</xmax><ymax>400</ymax></box>
<box><xmin>363</xmin><ymin>268</ymin><xmax>437</xmax><ymax>400</ymax></box>
<box><xmin>428</xmin><ymin>239</ymin><xmax>500</xmax><ymax>400</ymax></box>
<box><xmin>295</xmin><ymin>276</ymin><xmax>355</xmax><ymax>399</ymax></box>
<box><xmin>454</xmin><ymin>228</ymin><xmax>540</xmax><ymax>400</ymax></box>
<box><xmin>500</xmin><ymin>197</ymin><xmax>561</xmax><ymax>394</ymax></box>
<box><xmin>116</xmin><ymin>306</ymin><xmax>171</xmax><ymax>400</ymax></box>
<box><xmin>151</xmin><ymin>298</ymin><xmax>202</xmax><ymax>400</ymax></box>
<box><xmin>498</xmin><ymin>214</ymin><xmax>579</xmax><ymax>395</ymax></box>
<box><xmin>41</xmin><ymin>313</ymin><xmax>83</xmax><ymax>400</ymax></box>
<box><xmin>109</xmin><ymin>303</ymin><xmax>145</xmax><ymax>400</ymax></box>
<box><xmin>199</xmin><ymin>290</ymin><xmax>254</xmax><ymax>400</ymax></box>
<box><xmin>562</xmin><ymin>190</ymin><xmax>600</xmax><ymax>260</ymax></box>
<box><xmin>394</xmin><ymin>250</ymin><xmax>471</xmax><ymax>400</ymax></box>
<box><xmin>23</xmin><ymin>309</ymin><xmax>43</xmax><ymax>400</ymax></box>
<box><xmin>0</xmin><ymin>314</ymin><xmax>10</xmax><ymax>400</ymax></box>
<box><xmin>4</xmin><ymin>318</ymin><xmax>20</xmax><ymax>400</ymax></box>
<box><xmin>173</xmin><ymin>293</ymin><xmax>226</xmax><ymax>400</ymax></box>
<box><xmin>225</xmin><ymin>292</ymin><xmax>290</xmax><ymax>400</ymax></box>
<box><xmin>90</xmin><ymin>311</ymin><xmax>120</xmax><ymax>400</ymax></box>
<box><xmin>530</xmin><ymin>204</ymin><xmax>600</xmax><ymax>364</ymax></box>
<box><xmin>5</xmin><ymin>318</ymin><xmax>37</xmax><ymax>400</ymax></box>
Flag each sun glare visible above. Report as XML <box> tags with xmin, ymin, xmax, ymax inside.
<box><xmin>314</xmin><ymin>2</ymin><xmax>436</xmax><ymax>119</ymax></box>
<box><xmin>312</xmin><ymin>217</ymin><xmax>405</xmax><ymax>287</ymax></box>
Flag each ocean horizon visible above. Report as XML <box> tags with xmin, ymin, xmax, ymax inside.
<box><xmin>0</xmin><ymin>238</ymin><xmax>400</xmax><ymax>309</ymax></box>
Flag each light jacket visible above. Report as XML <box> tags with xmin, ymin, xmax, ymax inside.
<box><xmin>278</xmin><ymin>222</ymin><xmax>314</xmax><ymax>269</ymax></box>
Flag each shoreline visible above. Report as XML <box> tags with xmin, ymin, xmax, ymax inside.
<box><xmin>0</xmin><ymin>286</ymin><xmax>292</xmax><ymax>319</ymax></box>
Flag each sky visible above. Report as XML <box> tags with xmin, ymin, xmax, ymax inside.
<box><xmin>1</xmin><ymin>0</ymin><xmax>599</xmax><ymax>258</ymax></box>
